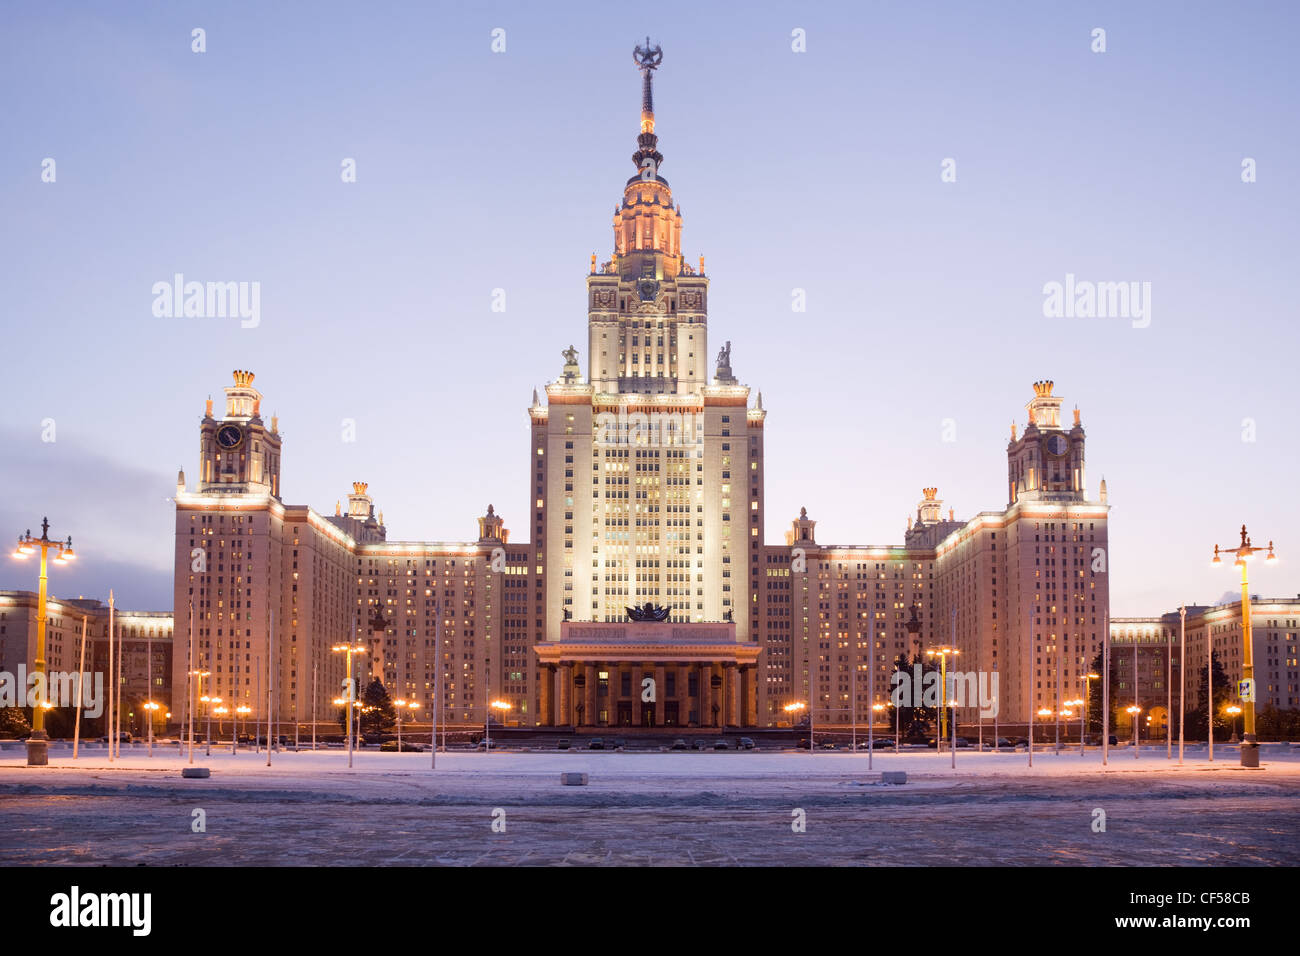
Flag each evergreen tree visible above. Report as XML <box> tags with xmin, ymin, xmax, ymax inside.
<box><xmin>1086</xmin><ymin>651</ymin><xmax>1122</xmax><ymax>736</ymax></box>
<box><xmin>890</xmin><ymin>652</ymin><xmax>940</xmax><ymax>739</ymax></box>
<box><xmin>0</xmin><ymin>707</ymin><xmax>31</xmax><ymax>739</ymax></box>
<box><xmin>1186</xmin><ymin>651</ymin><xmax>1231</xmax><ymax>740</ymax></box>
<box><xmin>359</xmin><ymin>678</ymin><xmax>396</xmax><ymax>737</ymax></box>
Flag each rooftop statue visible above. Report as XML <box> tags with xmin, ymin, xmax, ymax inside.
<box><xmin>625</xmin><ymin>602</ymin><xmax>671</xmax><ymax>622</ymax></box>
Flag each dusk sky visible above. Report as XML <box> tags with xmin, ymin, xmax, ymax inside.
<box><xmin>2</xmin><ymin>1</ymin><xmax>1296</xmax><ymax>615</ymax></box>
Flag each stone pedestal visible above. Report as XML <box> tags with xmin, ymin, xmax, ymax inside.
<box><xmin>25</xmin><ymin>736</ymin><xmax>48</xmax><ymax>767</ymax></box>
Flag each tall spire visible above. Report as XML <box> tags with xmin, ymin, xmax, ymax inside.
<box><xmin>631</xmin><ymin>38</ymin><xmax>664</xmax><ymax>181</ymax></box>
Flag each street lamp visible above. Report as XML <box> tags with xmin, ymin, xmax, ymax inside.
<box><xmin>393</xmin><ymin>698</ymin><xmax>420</xmax><ymax>753</ymax></box>
<box><xmin>332</xmin><ymin>640</ymin><xmax>368</xmax><ymax>768</ymax></box>
<box><xmin>783</xmin><ymin>701</ymin><xmax>807</xmax><ymax>750</ymax></box>
<box><xmin>1126</xmin><ymin>704</ymin><xmax>1142</xmax><ymax>758</ymax></box>
<box><xmin>11</xmin><ymin>517</ymin><xmax>75</xmax><ymax>765</ymax></box>
<box><xmin>1212</xmin><ymin>525</ymin><xmax>1277</xmax><ymax>768</ymax></box>
<box><xmin>199</xmin><ymin>694</ymin><xmax>221</xmax><ymax>757</ymax></box>
<box><xmin>487</xmin><ymin>699</ymin><xmax>511</xmax><ymax>751</ymax></box>
<box><xmin>870</xmin><ymin>702</ymin><xmax>886</xmax><ymax>768</ymax></box>
<box><xmin>213</xmin><ymin>705</ymin><xmax>228</xmax><ymax>743</ymax></box>
<box><xmin>925</xmin><ymin>646</ymin><xmax>959</xmax><ymax>751</ymax></box>
<box><xmin>143</xmin><ymin>701</ymin><xmax>161</xmax><ymax>757</ymax></box>
<box><xmin>1063</xmin><ymin>698</ymin><xmax>1085</xmax><ymax>756</ymax></box>
<box><xmin>1225</xmin><ymin>704</ymin><xmax>1242</xmax><ymax>743</ymax></box>
<box><xmin>235</xmin><ymin>704</ymin><xmax>251</xmax><ymax>754</ymax></box>
<box><xmin>1080</xmin><ymin>673</ymin><xmax>1099</xmax><ymax>756</ymax></box>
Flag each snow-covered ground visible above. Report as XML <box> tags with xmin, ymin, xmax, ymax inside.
<box><xmin>4</xmin><ymin>739</ymin><xmax>1299</xmax><ymax>782</ymax></box>
<box><xmin>4</xmin><ymin>741</ymin><xmax>1298</xmax><ymax>865</ymax></box>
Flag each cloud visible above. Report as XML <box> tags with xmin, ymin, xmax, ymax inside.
<box><xmin>0</xmin><ymin>428</ymin><xmax>172</xmax><ymax>610</ymax></box>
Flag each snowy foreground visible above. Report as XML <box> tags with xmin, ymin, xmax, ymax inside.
<box><xmin>4</xmin><ymin>739</ymin><xmax>1300</xmax><ymax>782</ymax></box>
<box><xmin>3</xmin><ymin>742</ymin><xmax>1299</xmax><ymax>865</ymax></box>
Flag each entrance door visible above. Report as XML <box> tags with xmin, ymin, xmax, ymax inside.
<box><xmin>642</xmin><ymin>706</ymin><xmax>656</xmax><ymax>728</ymax></box>
<box><xmin>617</xmin><ymin>701</ymin><xmax>633</xmax><ymax>726</ymax></box>
<box><xmin>664</xmin><ymin>701</ymin><xmax>679</xmax><ymax>727</ymax></box>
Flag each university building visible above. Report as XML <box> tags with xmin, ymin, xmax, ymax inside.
<box><xmin>166</xmin><ymin>46</ymin><xmax>1113</xmax><ymax>736</ymax></box>
<box><xmin>0</xmin><ymin>590</ymin><xmax>172</xmax><ymax>735</ymax></box>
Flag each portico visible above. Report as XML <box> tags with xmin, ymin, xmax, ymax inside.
<box><xmin>535</xmin><ymin>621</ymin><xmax>761</xmax><ymax>729</ymax></box>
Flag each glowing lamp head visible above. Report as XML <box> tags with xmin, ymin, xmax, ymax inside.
<box><xmin>1212</xmin><ymin>545</ymin><xmax>1222</xmax><ymax>566</ymax></box>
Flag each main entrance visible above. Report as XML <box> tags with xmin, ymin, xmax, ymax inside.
<box><xmin>536</xmin><ymin>620</ymin><xmax>762</xmax><ymax>729</ymax></box>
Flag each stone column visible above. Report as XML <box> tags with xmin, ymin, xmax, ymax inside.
<box><xmin>539</xmin><ymin>664</ymin><xmax>553</xmax><ymax>727</ymax></box>
<box><xmin>677</xmin><ymin>663</ymin><xmax>691</xmax><ymax>726</ymax></box>
<box><xmin>726</xmin><ymin>662</ymin><xmax>740</xmax><ymax>727</ymax></box>
<box><xmin>631</xmin><ymin>662</ymin><xmax>644</xmax><ymax>725</ymax></box>
<box><xmin>699</xmin><ymin>662</ymin><xmax>713</xmax><ymax>728</ymax></box>
<box><xmin>744</xmin><ymin>666</ymin><xmax>758</xmax><ymax>727</ymax></box>
<box><xmin>654</xmin><ymin>663</ymin><xmax>666</xmax><ymax>726</ymax></box>
<box><xmin>583</xmin><ymin>662</ymin><xmax>596</xmax><ymax>728</ymax></box>
<box><xmin>557</xmin><ymin>663</ymin><xmax>572</xmax><ymax>728</ymax></box>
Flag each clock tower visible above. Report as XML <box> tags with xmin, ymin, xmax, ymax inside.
<box><xmin>198</xmin><ymin>369</ymin><xmax>282</xmax><ymax>497</ymax></box>
<box><xmin>1006</xmin><ymin>379</ymin><xmax>1087</xmax><ymax>504</ymax></box>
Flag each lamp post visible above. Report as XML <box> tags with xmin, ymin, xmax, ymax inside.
<box><xmin>234</xmin><ymin>704</ymin><xmax>250</xmax><ymax>754</ymax></box>
<box><xmin>332</xmin><ymin>638</ymin><xmax>368</xmax><ymax>769</ymax></box>
<box><xmin>925</xmin><ymin>646</ymin><xmax>959</xmax><ymax>752</ymax></box>
<box><xmin>143</xmin><ymin>701</ymin><xmax>160</xmax><ymax>756</ymax></box>
<box><xmin>1080</xmin><ymin>673</ymin><xmax>1099</xmax><ymax>756</ymax></box>
<box><xmin>871</xmin><ymin>702</ymin><xmax>886</xmax><ymax>769</ymax></box>
<box><xmin>784</xmin><ymin>701</ymin><xmax>806</xmax><ymax>749</ymax></box>
<box><xmin>11</xmin><ymin>517</ymin><xmax>75</xmax><ymax>766</ymax></box>
<box><xmin>1064</xmin><ymin>698</ymin><xmax>1085</xmax><ymax>755</ymax></box>
<box><xmin>393</xmin><ymin>698</ymin><xmax>420</xmax><ymax>753</ymax></box>
<box><xmin>1037</xmin><ymin>708</ymin><xmax>1053</xmax><ymax>758</ymax></box>
<box><xmin>488</xmin><ymin>699</ymin><xmax>511</xmax><ymax>751</ymax></box>
<box><xmin>200</xmin><ymin>695</ymin><xmax>221</xmax><ymax>757</ymax></box>
<box><xmin>1225</xmin><ymin>704</ymin><xmax>1242</xmax><ymax>743</ymax></box>
<box><xmin>1126</xmin><ymin>704</ymin><xmax>1142</xmax><ymax>757</ymax></box>
<box><xmin>213</xmin><ymin>705</ymin><xmax>228</xmax><ymax>743</ymax></box>
<box><xmin>1212</xmin><ymin>525</ymin><xmax>1277</xmax><ymax>769</ymax></box>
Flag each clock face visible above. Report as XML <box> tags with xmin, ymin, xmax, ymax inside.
<box><xmin>216</xmin><ymin>424</ymin><xmax>244</xmax><ymax>449</ymax></box>
<box><xmin>1045</xmin><ymin>433</ymin><xmax>1069</xmax><ymax>458</ymax></box>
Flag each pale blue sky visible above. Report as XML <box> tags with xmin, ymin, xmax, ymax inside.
<box><xmin>2</xmin><ymin>1</ymin><xmax>1297</xmax><ymax>614</ymax></box>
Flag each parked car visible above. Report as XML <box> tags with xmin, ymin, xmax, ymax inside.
<box><xmin>587</xmin><ymin>738</ymin><xmax>605</xmax><ymax>750</ymax></box>
<box><xmin>737</xmin><ymin>737</ymin><xmax>755</xmax><ymax>750</ymax></box>
<box><xmin>556</xmin><ymin>739</ymin><xmax>571</xmax><ymax>750</ymax></box>
<box><xmin>713</xmin><ymin>739</ymin><xmax>730</xmax><ymax>750</ymax></box>
<box><xmin>821</xmin><ymin>740</ymin><xmax>836</xmax><ymax>750</ymax></box>
<box><xmin>475</xmin><ymin>739</ymin><xmax>496</xmax><ymax>750</ymax></box>
<box><xmin>692</xmin><ymin>738</ymin><xmax>709</xmax><ymax>751</ymax></box>
<box><xmin>611</xmin><ymin>738</ymin><xmax>627</xmax><ymax>751</ymax></box>
<box><xmin>954</xmin><ymin>737</ymin><xmax>972</xmax><ymax>749</ymax></box>
<box><xmin>670</xmin><ymin>738</ymin><xmax>688</xmax><ymax>750</ymax></box>
<box><xmin>796</xmin><ymin>738</ymin><xmax>811</xmax><ymax>750</ymax></box>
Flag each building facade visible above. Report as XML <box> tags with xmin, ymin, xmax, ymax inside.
<box><xmin>0</xmin><ymin>590</ymin><xmax>172</xmax><ymax>735</ymax></box>
<box><xmin>162</xmin><ymin>47</ymin><xmax>1115</xmax><ymax>736</ymax></box>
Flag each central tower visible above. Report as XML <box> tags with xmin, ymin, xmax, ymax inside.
<box><xmin>530</xmin><ymin>42</ymin><xmax>766</xmax><ymax>641</ymax></box>
<box><xmin>586</xmin><ymin>39</ymin><xmax>709</xmax><ymax>395</ymax></box>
